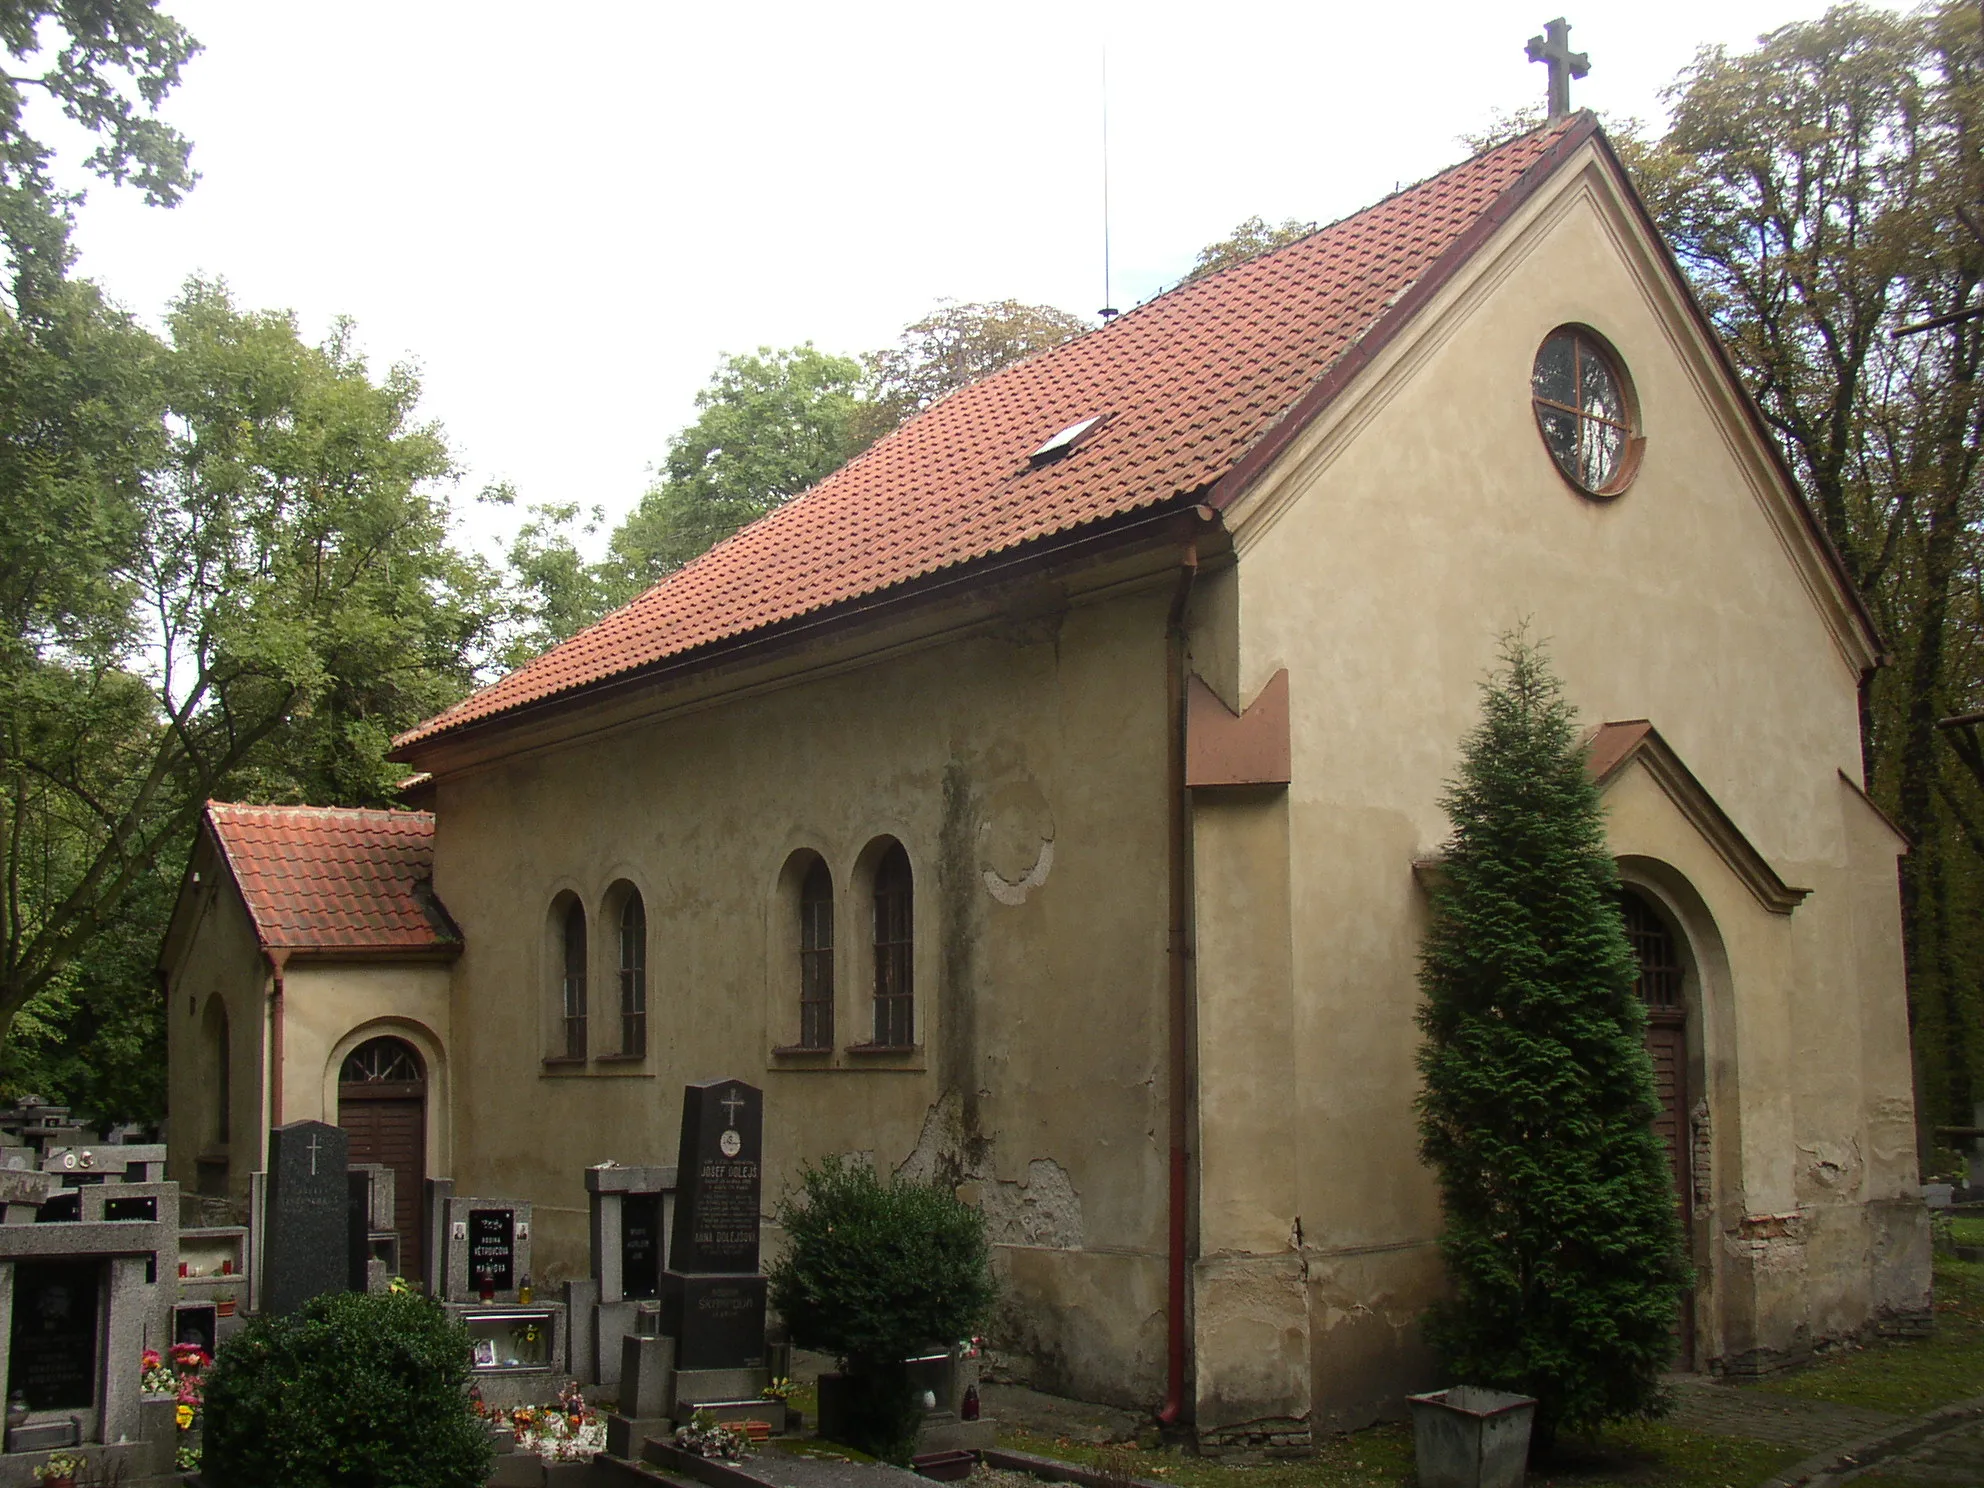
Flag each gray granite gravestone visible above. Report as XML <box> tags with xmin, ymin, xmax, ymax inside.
<box><xmin>659</xmin><ymin>1080</ymin><xmax>766</xmax><ymax>1390</ymax></box>
<box><xmin>585</xmin><ymin>1162</ymin><xmax>676</xmax><ymax>1387</ymax></box>
<box><xmin>263</xmin><ymin>1121</ymin><xmax>350</xmax><ymax>1315</ymax></box>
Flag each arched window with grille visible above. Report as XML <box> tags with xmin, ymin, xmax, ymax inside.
<box><xmin>799</xmin><ymin>857</ymin><xmax>834</xmax><ymax>1049</ymax></box>
<box><xmin>871</xmin><ymin>843</ymin><xmax>914</xmax><ymax>1048</ymax></box>
<box><xmin>561</xmin><ymin>898</ymin><xmax>588</xmax><ymax>1059</ymax></box>
<box><xmin>619</xmin><ymin>890</ymin><xmax>647</xmax><ymax>1057</ymax></box>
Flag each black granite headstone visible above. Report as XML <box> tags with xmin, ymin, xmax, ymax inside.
<box><xmin>264</xmin><ymin>1120</ymin><xmax>350</xmax><ymax>1315</ymax></box>
<box><xmin>660</xmin><ymin>1274</ymin><xmax>767</xmax><ymax>1370</ymax></box>
<box><xmin>103</xmin><ymin>1195</ymin><xmax>156</xmax><ymax>1222</ymax></box>
<box><xmin>347</xmin><ymin>1170</ymin><xmax>373</xmax><ymax>1292</ymax></box>
<box><xmin>8</xmin><ymin>1260</ymin><xmax>99</xmax><ymax>1409</ymax></box>
<box><xmin>621</xmin><ymin>1193</ymin><xmax>663</xmax><ymax>1301</ymax></box>
<box><xmin>469</xmin><ymin>1208</ymin><xmax>515</xmax><ymax>1293</ymax></box>
<box><xmin>669</xmin><ymin>1079</ymin><xmax>762</xmax><ymax>1273</ymax></box>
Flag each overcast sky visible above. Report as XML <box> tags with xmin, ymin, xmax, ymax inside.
<box><xmin>59</xmin><ymin>0</ymin><xmax>1903</xmax><ymax>558</ymax></box>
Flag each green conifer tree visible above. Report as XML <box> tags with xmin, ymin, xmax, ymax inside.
<box><xmin>1416</xmin><ymin>631</ymin><xmax>1688</xmax><ymax>1446</ymax></box>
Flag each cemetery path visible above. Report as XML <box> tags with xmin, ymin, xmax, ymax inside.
<box><xmin>1664</xmin><ymin>1375</ymin><xmax>1909</xmax><ymax>1452</ymax></box>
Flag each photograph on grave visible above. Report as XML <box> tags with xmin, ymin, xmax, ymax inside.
<box><xmin>9</xmin><ymin>1259</ymin><xmax>101</xmax><ymax>1410</ymax></box>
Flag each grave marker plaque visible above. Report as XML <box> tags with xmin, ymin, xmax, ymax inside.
<box><xmin>668</xmin><ymin>1080</ymin><xmax>762</xmax><ymax>1273</ymax></box>
<box><xmin>264</xmin><ymin>1120</ymin><xmax>350</xmax><ymax>1315</ymax></box>
<box><xmin>8</xmin><ymin>1259</ymin><xmax>100</xmax><ymax>1410</ymax></box>
<box><xmin>621</xmin><ymin>1193</ymin><xmax>662</xmax><ymax>1301</ymax></box>
<box><xmin>469</xmin><ymin>1208</ymin><xmax>515</xmax><ymax>1293</ymax></box>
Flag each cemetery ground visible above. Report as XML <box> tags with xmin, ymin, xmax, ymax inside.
<box><xmin>956</xmin><ymin>1255</ymin><xmax>1984</xmax><ymax>1488</ymax></box>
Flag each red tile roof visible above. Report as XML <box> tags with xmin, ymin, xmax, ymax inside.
<box><xmin>397</xmin><ymin>116</ymin><xmax>1593</xmax><ymax>753</ymax></box>
<box><xmin>204</xmin><ymin>802</ymin><xmax>460</xmax><ymax>955</ymax></box>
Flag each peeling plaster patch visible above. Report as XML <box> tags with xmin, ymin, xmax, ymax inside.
<box><xmin>895</xmin><ymin>1088</ymin><xmax>1083</xmax><ymax>1249</ymax></box>
<box><xmin>1796</xmin><ymin>1139</ymin><xmax>1863</xmax><ymax>1202</ymax></box>
<box><xmin>978</xmin><ymin>778</ymin><xmax>1056</xmax><ymax>906</ymax></box>
<box><xmin>979</xmin><ymin>1160</ymin><xmax>1082</xmax><ymax>1248</ymax></box>
<box><xmin>984</xmin><ymin>838</ymin><xmax>1054</xmax><ymax>905</ymax></box>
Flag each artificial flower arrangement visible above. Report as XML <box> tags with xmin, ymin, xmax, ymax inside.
<box><xmin>32</xmin><ymin>1451</ymin><xmax>83</xmax><ymax>1484</ymax></box>
<box><xmin>140</xmin><ymin>1348</ymin><xmax>175</xmax><ymax>1396</ymax></box>
<box><xmin>470</xmin><ymin>1380</ymin><xmax>604</xmax><ymax>1463</ymax></box>
<box><xmin>673</xmin><ymin>1407</ymin><xmax>752</xmax><ymax>1462</ymax></box>
<box><xmin>760</xmin><ymin>1376</ymin><xmax>796</xmax><ymax>1401</ymax></box>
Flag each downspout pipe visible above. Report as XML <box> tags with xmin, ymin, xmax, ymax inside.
<box><xmin>1157</xmin><ymin>539</ymin><xmax>1200</xmax><ymax>1429</ymax></box>
<box><xmin>266</xmin><ymin>948</ymin><xmax>290</xmax><ymax>1141</ymax></box>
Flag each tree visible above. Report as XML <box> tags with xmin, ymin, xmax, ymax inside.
<box><xmin>607</xmin><ymin>344</ymin><xmax>869</xmax><ymax>591</ymax></box>
<box><xmin>481</xmin><ymin>486</ymin><xmax>616</xmax><ymax>670</ymax></box>
<box><xmin>768</xmin><ymin>1156</ymin><xmax>995</xmax><ymax>1461</ymax></box>
<box><xmin>1416</xmin><ymin>632</ymin><xmax>1686</xmax><ymax>1448</ymax></box>
<box><xmin>1183</xmin><ymin>216</ymin><xmax>1314</xmax><ymax>283</ymax></box>
<box><xmin>862</xmin><ymin>299</ymin><xmax>1088</xmax><ymax>432</ymax></box>
<box><xmin>0</xmin><ymin>279</ymin><xmax>496</xmax><ymax>1084</ymax></box>
<box><xmin>0</xmin><ymin>1</ymin><xmax>198</xmax><ymax>304</ymax></box>
<box><xmin>1640</xmin><ymin>2</ymin><xmax>1984</xmax><ymax>1136</ymax></box>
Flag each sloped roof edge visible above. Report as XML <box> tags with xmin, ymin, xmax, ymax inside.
<box><xmin>1587</xmin><ymin>721</ymin><xmax>1811</xmax><ymax>915</ymax></box>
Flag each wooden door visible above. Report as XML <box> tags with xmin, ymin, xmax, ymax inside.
<box><xmin>337</xmin><ymin>1037</ymin><xmax>428</xmax><ymax>1285</ymax></box>
<box><xmin>1623</xmin><ymin>891</ymin><xmax>1696</xmax><ymax>1364</ymax></box>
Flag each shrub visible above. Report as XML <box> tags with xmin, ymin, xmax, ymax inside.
<box><xmin>1416</xmin><ymin>632</ymin><xmax>1689</xmax><ymax>1447</ymax></box>
<box><xmin>201</xmin><ymin>1290</ymin><xmax>493</xmax><ymax>1488</ymax></box>
<box><xmin>769</xmin><ymin>1156</ymin><xmax>995</xmax><ymax>1460</ymax></box>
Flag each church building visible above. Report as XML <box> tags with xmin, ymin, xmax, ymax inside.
<box><xmin>161</xmin><ymin>114</ymin><xmax>1929</xmax><ymax>1442</ymax></box>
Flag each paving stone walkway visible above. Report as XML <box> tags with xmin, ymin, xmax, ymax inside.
<box><xmin>1664</xmin><ymin>1375</ymin><xmax>1908</xmax><ymax>1452</ymax></box>
<box><xmin>1844</xmin><ymin>1413</ymin><xmax>1984</xmax><ymax>1484</ymax></box>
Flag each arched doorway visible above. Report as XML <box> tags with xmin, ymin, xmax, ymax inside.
<box><xmin>1621</xmin><ymin>887</ymin><xmax>1694</xmax><ymax>1359</ymax></box>
<box><xmin>337</xmin><ymin>1036</ymin><xmax>427</xmax><ymax>1284</ymax></box>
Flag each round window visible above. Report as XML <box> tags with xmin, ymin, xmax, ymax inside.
<box><xmin>1531</xmin><ymin>327</ymin><xmax>1639</xmax><ymax>496</ymax></box>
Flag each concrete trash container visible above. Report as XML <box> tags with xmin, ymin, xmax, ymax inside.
<box><xmin>1407</xmin><ymin>1387</ymin><xmax>1537</xmax><ymax>1488</ymax></box>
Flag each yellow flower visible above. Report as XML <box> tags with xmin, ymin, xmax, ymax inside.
<box><xmin>175</xmin><ymin>1403</ymin><xmax>193</xmax><ymax>1430</ymax></box>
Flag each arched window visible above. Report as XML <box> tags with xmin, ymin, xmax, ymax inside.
<box><xmin>1621</xmin><ymin>889</ymin><xmax>1684</xmax><ymax>1013</ymax></box>
<box><xmin>205</xmin><ymin>998</ymin><xmax>231</xmax><ymax>1144</ymax></box>
<box><xmin>799</xmin><ymin>858</ymin><xmax>834</xmax><ymax>1050</ymax></box>
<box><xmin>619</xmin><ymin>891</ymin><xmax>647</xmax><ymax>1057</ymax></box>
<box><xmin>562</xmin><ymin>899</ymin><xmax>588</xmax><ymax>1060</ymax></box>
<box><xmin>872</xmin><ymin>844</ymin><xmax>914</xmax><ymax>1047</ymax></box>
<box><xmin>341</xmin><ymin>1036</ymin><xmax>424</xmax><ymax>1086</ymax></box>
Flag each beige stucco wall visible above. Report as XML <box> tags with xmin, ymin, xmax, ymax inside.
<box><xmin>1189</xmin><ymin>145</ymin><xmax>1924</xmax><ymax>1431</ymax></box>
<box><xmin>429</xmin><ymin>581</ymin><xmax>1178</xmax><ymax>1405</ymax></box>
<box><xmin>279</xmin><ymin>962</ymin><xmax>454</xmax><ymax>1184</ymax></box>
<box><xmin>163</xmin><ymin>839</ymin><xmax>268</xmax><ymax>1202</ymax></box>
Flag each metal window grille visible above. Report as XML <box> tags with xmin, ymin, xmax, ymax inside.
<box><xmin>799</xmin><ymin>858</ymin><xmax>834</xmax><ymax>1049</ymax></box>
<box><xmin>872</xmin><ymin>845</ymin><xmax>914</xmax><ymax>1048</ymax></box>
<box><xmin>1622</xmin><ymin>891</ymin><xmax>1684</xmax><ymax>1011</ymax></box>
<box><xmin>340</xmin><ymin>1036</ymin><xmax>422</xmax><ymax>1085</ymax></box>
<box><xmin>562</xmin><ymin>900</ymin><xmax>588</xmax><ymax>1059</ymax></box>
<box><xmin>620</xmin><ymin>893</ymin><xmax>647</xmax><ymax>1057</ymax></box>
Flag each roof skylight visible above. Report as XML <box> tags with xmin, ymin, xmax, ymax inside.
<box><xmin>1030</xmin><ymin>414</ymin><xmax>1105</xmax><ymax>464</ymax></box>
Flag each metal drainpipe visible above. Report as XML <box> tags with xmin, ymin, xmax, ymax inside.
<box><xmin>1157</xmin><ymin>539</ymin><xmax>1199</xmax><ymax>1429</ymax></box>
<box><xmin>266</xmin><ymin>948</ymin><xmax>290</xmax><ymax>1138</ymax></box>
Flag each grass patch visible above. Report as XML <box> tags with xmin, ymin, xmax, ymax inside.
<box><xmin>998</xmin><ymin>1417</ymin><xmax>1799</xmax><ymax>1488</ymax></box>
<box><xmin>1945</xmin><ymin>1214</ymin><xmax>1984</xmax><ymax>1248</ymax></box>
<box><xmin>1753</xmin><ymin>1256</ymin><xmax>1984</xmax><ymax>1414</ymax></box>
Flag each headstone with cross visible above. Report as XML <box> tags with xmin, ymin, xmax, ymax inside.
<box><xmin>263</xmin><ymin>1120</ymin><xmax>350</xmax><ymax>1315</ymax></box>
<box><xmin>1525</xmin><ymin>16</ymin><xmax>1589</xmax><ymax>121</ymax></box>
<box><xmin>658</xmin><ymin>1079</ymin><xmax>766</xmax><ymax>1399</ymax></box>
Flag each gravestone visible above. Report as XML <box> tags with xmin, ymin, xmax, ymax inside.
<box><xmin>263</xmin><ymin>1121</ymin><xmax>350</xmax><ymax>1315</ymax></box>
<box><xmin>585</xmin><ymin>1162</ymin><xmax>676</xmax><ymax>1387</ymax></box>
<box><xmin>9</xmin><ymin>1259</ymin><xmax>100</xmax><ymax>1409</ymax></box>
<box><xmin>659</xmin><ymin>1079</ymin><xmax>767</xmax><ymax>1386</ymax></box>
<box><xmin>441</xmin><ymin>1197</ymin><xmax>530</xmax><ymax>1301</ymax></box>
<box><xmin>470</xmin><ymin>1208</ymin><xmax>515</xmax><ymax>1292</ymax></box>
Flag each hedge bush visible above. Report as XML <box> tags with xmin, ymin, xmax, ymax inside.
<box><xmin>769</xmin><ymin>1156</ymin><xmax>995</xmax><ymax>1460</ymax></box>
<box><xmin>201</xmin><ymin>1290</ymin><xmax>493</xmax><ymax>1488</ymax></box>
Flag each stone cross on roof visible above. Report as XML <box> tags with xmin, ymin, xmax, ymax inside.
<box><xmin>1526</xmin><ymin>17</ymin><xmax>1589</xmax><ymax>121</ymax></box>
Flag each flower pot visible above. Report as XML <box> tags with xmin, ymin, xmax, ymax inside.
<box><xmin>1407</xmin><ymin>1387</ymin><xmax>1536</xmax><ymax>1488</ymax></box>
<box><xmin>215</xmin><ymin>1300</ymin><xmax>237</xmax><ymax>1318</ymax></box>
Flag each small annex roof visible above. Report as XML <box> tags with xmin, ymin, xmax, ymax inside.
<box><xmin>395</xmin><ymin>116</ymin><xmax>1601</xmax><ymax>755</ymax></box>
<box><xmin>1585</xmin><ymin>721</ymin><xmax>1810</xmax><ymax>915</ymax></box>
<box><xmin>202</xmin><ymin>801</ymin><xmax>460</xmax><ymax>956</ymax></box>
